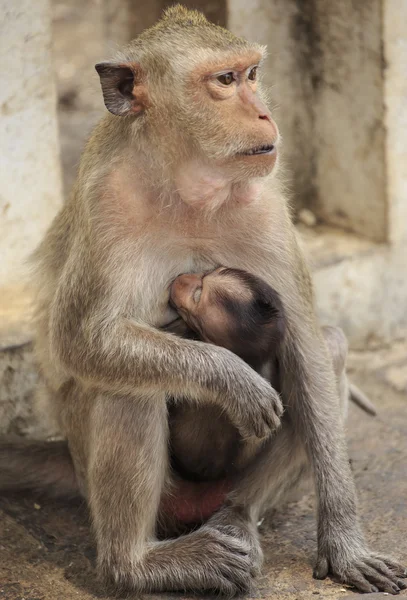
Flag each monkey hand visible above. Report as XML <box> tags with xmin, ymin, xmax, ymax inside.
<box><xmin>214</xmin><ymin>349</ymin><xmax>283</xmax><ymax>440</ymax></box>
<box><xmin>314</xmin><ymin>535</ymin><xmax>407</xmax><ymax>594</ymax></box>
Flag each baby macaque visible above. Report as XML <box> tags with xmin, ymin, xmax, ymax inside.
<box><xmin>169</xmin><ymin>267</ymin><xmax>375</xmax><ymax>482</ymax></box>
<box><xmin>171</xmin><ymin>267</ymin><xmax>285</xmax><ymax>377</ymax></box>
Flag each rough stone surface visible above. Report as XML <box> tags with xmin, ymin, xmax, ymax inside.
<box><xmin>0</xmin><ymin>343</ymin><xmax>38</xmax><ymax>437</ymax></box>
<box><xmin>0</xmin><ymin>0</ymin><xmax>63</xmax><ymax>289</ymax></box>
<box><xmin>385</xmin><ymin>0</ymin><xmax>407</xmax><ymax>246</ymax></box>
<box><xmin>0</xmin><ymin>286</ymin><xmax>34</xmax><ymax>351</ymax></box>
<box><xmin>228</xmin><ymin>0</ymin><xmax>387</xmax><ymax>241</ymax></box>
<box><xmin>0</xmin><ymin>345</ymin><xmax>406</xmax><ymax>599</ymax></box>
<box><xmin>299</xmin><ymin>225</ymin><xmax>407</xmax><ymax>349</ymax></box>
<box><xmin>311</xmin><ymin>1</ymin><xmax>386</xmax><ymax>241</ymax></box>
<box><xmin>52</xmin><ymin>0</ymin><xmax>106</xmax><ymax>196</ymax></box>
<box><xmin>228</xmin><ymin>0</ymin><xmax>315</xmax><ymax>216</ymax></box>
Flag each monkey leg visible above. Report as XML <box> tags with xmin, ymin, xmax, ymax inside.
<box><xmin>321</xmin><ymin>325</ymin><xmax>349</xmax><ymax>419</ymax></box>
<box><xmin>206</xmin><ymin>422</ymin><xmax>306</xmax><ymax>573</ymax></box>
<box><xmin>322</xmin><ymin>325</ymin><xmax>377</xmax><ymax>417</ymax></box>
<box><xmin>87</xmin><ymin>392</ymin><xmax>253</xmax><ymax>595</ymax></box>
<box><xmin>208</xmin><ymin>415</ymin><xmax>406</xmax><ymax>594</ymax></box>
<box><xmin>206</xmin><ymin>328</ymin><xmax>353</xmax><ymax>573</ymax></box>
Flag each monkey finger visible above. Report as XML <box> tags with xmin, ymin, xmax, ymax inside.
<box><xmin>271</xmin><ymin>391</ymin><xmax>284</xmax><ymax>418</ymax></box>
<box><xmin>240</xmin><ymin>408</ymin><xmax>278</xmax><ymax>439</ymax></box>
<box><xmin>260</xmin><ymin>391</ymin><xmax>283</xmax><ymax>432</ymax></box>
<box><xmin>264</xmin><ymin>410</ymin><xmax>282</xmax><ymax>432</ymax></box>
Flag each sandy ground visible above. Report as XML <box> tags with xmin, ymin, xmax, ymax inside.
<box><xmin>1</xmin><ymin>344</ymin><xmax>406</xmax><ymax>600</ymax></box>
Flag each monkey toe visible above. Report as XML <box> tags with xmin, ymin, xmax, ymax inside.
<box><xmin>200</xmin><ymin>526</ymin><xmax>251</xmax><ymax>557</ymax></box>
<box><xmin>216</xmin><ymin>568</ymin><xmax>253</xmax><ymax>597</ymax></box>
<box><xmin>313</xmin><ymin>557</ymin><xmax>329</xmax><ymax>580</ymax></box>
<box><xmin>206</xmin><ymin>541</ymin><xmax>254</xmax><ymax>595</ymax></box>
<box><xmin>375</xmin><ymin>555</ymin><xmax>407</xmax><ymax>579</ymax></box>
<box><xmin>354</xmin><ymin>562</ymin><xmax>403</xmax><ymax>594</ymax></box>
<box><xmin>366</xmin><ymin>557</ymin><xmax>407</xmax><ymax>587</ymax></box>
<box><xmin>167</xmin><ymin>527</ymin><xmax>254</xmax><ymax>595</ymax></box>
<box><xmin>211</xmin><ymin>523</ymin><xmax>263</xmax><ymax>574</ymax></box>
<box><xmin>327</xmin><ymin>555</ymin><xmax>407</xmax><ymax>595</ymax></box>
<box><xmin>342</xmin><ymin>569</ymin><xmax>381</xmax><ymax>594</ymax></box>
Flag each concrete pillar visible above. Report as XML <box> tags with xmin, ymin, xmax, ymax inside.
<box><xmin>0</xmin><ymin>0</ymin><xmax>62</xmax><ymax>434</ymax></box>
<box><xmin>0</xmin><ymin>0</ymin><xmax>63</xmax><ymax>294</ymax></box>
<box><xmin>228</xmin><ymin>0</ymin><xmax>388</xmax><ymax>242</ymax></box>
<box><xmin>384</xmin><ymin>0</ymin><xmax>407</xmax><ymax>246</ymax></box>
<box><xmin>228</xmin><ymin>0</ymin><xmax>315</xmax><ymax>215</ymax></box>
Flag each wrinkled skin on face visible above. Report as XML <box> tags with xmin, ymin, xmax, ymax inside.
<box><xmin>97</xmin><ymin>45</ymin><xmax>280</xmax><ymax>213</ymax></box>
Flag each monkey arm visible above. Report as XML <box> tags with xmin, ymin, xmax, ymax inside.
<box><xmin>281</xmin><ymin>294</ymin><xmax>405</xmax><ymax>592</ymax></box>
<box><xmin>49</xmin><ymin>285</ymin><xmax>282</xmax><ymax>439</ymax></box>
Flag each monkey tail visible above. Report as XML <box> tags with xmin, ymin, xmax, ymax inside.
<box><xmin>349</xmin><ymin>383</ymin><xmax>377</xmax><ymax>416</ymax></box>
<box><xmin>0</xmin><ymin>438</ymin><xmax>80</xmax><ymax>499</ymax></box>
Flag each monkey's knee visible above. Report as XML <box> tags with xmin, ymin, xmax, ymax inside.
<box><xmin>321</xmin><ymin>325</ymin><xmax>348</xmax><ymax>378</ymax></box>
<box><xmin>321</xmin><ymin>325</ymin><xmax>350</xmax><ymax>419</ymax></box>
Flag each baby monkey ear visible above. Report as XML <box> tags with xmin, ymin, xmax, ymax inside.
<box><xmin>95</xmin><ymin>62</ymin><xmax>149</xmax><ymax>116</ymax></box>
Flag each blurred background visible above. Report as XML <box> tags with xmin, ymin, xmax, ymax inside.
<box><xmin>0</xmin><ymin>3</ymin><xmax>407</xmax><ymax>599</ymax></box>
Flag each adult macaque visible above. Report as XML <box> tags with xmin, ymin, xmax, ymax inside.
<box><xmin>0</xmin><ymin>5</ymin><xmax>405</xmax><ymax>596</ymax></box>
<box><xmin>168</xmin><ymin>267</ymin><xmax>375</xmax><ymax>481</ymax></box>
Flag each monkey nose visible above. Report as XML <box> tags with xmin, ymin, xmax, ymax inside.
<box><xmin>170</xmin><ymin>274</ymin><xmax>202</xmax><ymax>307</ymax></box>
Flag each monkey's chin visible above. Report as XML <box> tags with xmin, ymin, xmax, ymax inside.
<box><xmin>225</xmin><ymin>152</ymin><xmax>277</xmax><ymax>180</ymax></box>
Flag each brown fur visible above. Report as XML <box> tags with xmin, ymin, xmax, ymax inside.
<box><xmin>0</xmin><ymin>6</ymin><xmax>404</xmax><ymax>596</ymax></box>
<box><xmin>167</xmin><ymin>268</ymin><xmax>373</xmax><ymax>482</ymax></box>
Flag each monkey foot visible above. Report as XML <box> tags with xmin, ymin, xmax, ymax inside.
<box><xmin>160</xmin><ymin>478</ymin><xmax>233</xmax><ymax>524</ymax></box>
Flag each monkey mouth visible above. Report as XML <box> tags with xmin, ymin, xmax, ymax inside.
<box><xmin>241</xmin><ymin>144</ymin><xmax>275</xmax><ymax>156</ymax></box>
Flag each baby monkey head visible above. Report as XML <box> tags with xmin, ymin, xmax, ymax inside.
<box><xmin>170</xmin><ymin>267</ymin><xmax>285</xmax><ymax>367</ymax></box>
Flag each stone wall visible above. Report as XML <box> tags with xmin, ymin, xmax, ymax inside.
<box><xmin>0</xmin><ymin>0</ymin><xmax>63</xmax><ymax>289</ymax></box>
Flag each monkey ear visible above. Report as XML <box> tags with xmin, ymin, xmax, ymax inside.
<box><xmin>95</xmin><ymin>62</ymin><xmax>149</xmax><ymax>117</ymax></box>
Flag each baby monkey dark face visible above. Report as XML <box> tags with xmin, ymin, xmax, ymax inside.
<box><xmin>170</xmin><ymin>267</ymin><xmax>285</xmax><ymax>368</ymax></box>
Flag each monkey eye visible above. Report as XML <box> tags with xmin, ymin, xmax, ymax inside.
<box><xmin>217</xmin><ymin>72</ymin><xmax>235</xmax><ymax>86</ymax></box>
<box><xmin>193</xmin><ymin>287</ymin><xmax>202</xmax><ymax>303</ymax></box>
<box><xmin>248</xmin><ymin>66</ymin><xmax>258</xmax><ymax>81</ymax></box>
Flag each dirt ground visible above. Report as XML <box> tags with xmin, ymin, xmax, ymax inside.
<box><xmin>1</xmin><ymin>344</ymin><xmax>406</xmax><ymax>600</ymax></box>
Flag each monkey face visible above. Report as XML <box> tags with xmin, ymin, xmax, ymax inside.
<box><xmin>169</xmin><ymin>271</ymin><xmax>225</xmax><ymax>342</ymax></box>
<box><xmin>96</xmin><ymin>38</ymin><xmax>278</xmax><ymax>184</ymax></box>
<box><xmin>170</xmin><ymin>268</ymin><xmax>285</xmax><ymax>363</ymax></box>
<box><xmin>184</xmin><ymin>53</ymin><xmax>279</xmax><ymax>179</ymax></box>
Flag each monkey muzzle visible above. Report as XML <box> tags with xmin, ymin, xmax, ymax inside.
<box><xmin>169</xmin><ymin>273</ymin><xmax>202</xmax><ymax>310</ymax></box>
